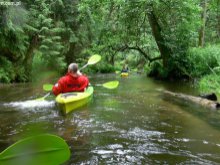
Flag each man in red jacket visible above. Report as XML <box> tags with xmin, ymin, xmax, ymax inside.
<box><xmin>52</xmin><ymin>63</ymin><xmax>89</xmax><ymax>96</ymax></box>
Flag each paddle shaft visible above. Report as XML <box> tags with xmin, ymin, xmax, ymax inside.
<box><xmin>43</xmin><ymin>92</ymin><xmax>51</xmax><ymax>99</ymax></box>
<box><xmin>79</xmin><ymin>63</ymin><xmax>88</xmax><ymax>71</ymax></box>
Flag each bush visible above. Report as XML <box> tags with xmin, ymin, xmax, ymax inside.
<box><xmin>0</xmin><ymin>56</ymin><xmax>15</xmax><ymax>83</ymax></box>
<box><xmin>149</xmin><ymin>53</ymin><xmax>192</xmax><ymax>80</ymax></box>
<box><xmin>187</xmin><ymin>45</ymin><xmax>220</xmax><ymax>77</ymax></box>
<box><xmin>148</xmin><ymin>61</ymin><xmax>168</xmax><ymax>79</ymax></box>
<box><xmin>199</xmin><ymin>74</ymin><xmax>220</xmax><ymax>96</ymax></box>
<box><xmin>32</xmin><ymin>51</ymin><xmax>66</xmax><ymax>81</ymax></box>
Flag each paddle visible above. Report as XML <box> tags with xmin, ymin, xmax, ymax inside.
<box><xmin>102</xmin><ymin>81</ymin><xmax>119</xmax><ymax>89</ymax></box>
<box><xmin>36</xmin><ymin>54</ymin><xmax>101</xmax><ymax>100</ymax></box>
<box><xmin>40</xmin><ymin>80</ymin><xmax>119</xmax><ymax>94</ymax></box>
<box><xmin>115</xmin><ymin>70</ymin><xmax>120</xmax><ymax>74</ymax></box>
<box><xmin>0</xmin><ymin>134</ymin><xmax>70</xmax><ymax>165</ymax></box>
<box><xmin>79</xmin><ymin>54</ymin><xmax>101</xmax><ymax>71</ymax></box>
<box><xmin>43</xmin><ymin>84</ymin><xmax>53</xmax><ymax>92</ymax></box>
<box><xmin>35</xmin><ymin>84</ymin><xmax>54</xmax><ymax>100</ymax></box>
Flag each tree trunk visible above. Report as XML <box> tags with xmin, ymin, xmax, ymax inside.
<box><xmin>162</xmin><ymin>90</ymin><xmax>220</xmax><ymax>110</ymax></box>
<box><xmin>198</xmin><ymin>0</ymin><xmax>207</xmax><ymax>47</ymax></box>
<box><xmin>147</xmin><ymin>10</ymin><xmax>172</xmax><ymax>68</ymax></box>
<box><xmin>109</xmin><ymin>54</ymin><xmax>115</xmax><ymax>65</ymax></box>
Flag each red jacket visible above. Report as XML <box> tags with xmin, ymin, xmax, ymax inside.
<box><xmin>52</xmin><ymin>73</ymin><xmax>89</xmax><ymax>96</ymax></box>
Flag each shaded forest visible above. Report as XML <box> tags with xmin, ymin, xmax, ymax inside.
<box><xmin>0</xmin><ymin>0</ymin><xmax>220</xmax><ymax>93</ymax></box>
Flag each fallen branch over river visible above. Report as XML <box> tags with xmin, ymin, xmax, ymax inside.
<box><xmin>162</xmin><ymin>90</ymin><xmax>220</xmax><ymax>110</ymax></box>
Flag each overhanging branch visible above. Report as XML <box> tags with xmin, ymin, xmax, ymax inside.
<box><xmin>117</xmin><ymin>44</ymin><xmax>162</xmax><ymax>63</ymax></box>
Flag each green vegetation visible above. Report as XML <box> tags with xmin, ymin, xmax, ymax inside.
<box><xmin>199</xmin><ymin>74</ymin><xmax>220</xmax><ymax>95</ymax></box>
<box><xmin>0</xmin><ymin>0</ymin><xmax>219</xmax><ymax>93</ymax></box>
<box><xmin>187</xmin><ymin>44</ymin><xmax>220</xmax><ymax>94</ymax></box>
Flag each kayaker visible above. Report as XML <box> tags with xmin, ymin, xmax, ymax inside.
<box><xmin>121</xmin><ymin>64</ymin><xmax>129</xmax><ymax>73</ymax></box>
<box><xmin>52</xmin><ymin>63</ymin><xmax>89</xmax><ymax>96</ymax></box>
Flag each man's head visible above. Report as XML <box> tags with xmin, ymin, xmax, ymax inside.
<box><xmin>68</xmin><ymin>63</ymin><xmax>78</xmax><ymax>73</ymax></box>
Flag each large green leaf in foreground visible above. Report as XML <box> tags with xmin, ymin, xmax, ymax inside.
<box><xmin>0</xmin><ymin>134</ymin><xmax>70</xmax><ymax>165</ymax></box>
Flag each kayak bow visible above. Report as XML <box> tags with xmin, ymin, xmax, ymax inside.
<box><xmin>121</xmin><ymin>72</ymin><xmax>129</xmax><ymax>77</ymax></box>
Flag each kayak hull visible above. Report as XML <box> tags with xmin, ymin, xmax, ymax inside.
<box><xmin>121</xmin><ymin>72</ymin><xmax>129</xmax><ymax>77</ymax></box>
<box><xmin>55</xmin><ymin>86</ymin><xmax>93</xmax><ymax>114</ymax></box>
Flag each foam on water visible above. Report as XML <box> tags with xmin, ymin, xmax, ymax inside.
<box><xmin>3</xmin><ymin>100</ymin><xmax>55</xmax><ymax>109</ymax></box>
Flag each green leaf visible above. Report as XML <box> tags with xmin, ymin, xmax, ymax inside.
<box><xmin>0</xmin><ymin>134</ymin><xmax>70</xmax><ymax>165</ymax></box>
<box><xmin>39</xmin><ymin>45</ymin><xmax>49</xmax><ymax>50</ymax></box>
<box><xmin>40</xmin><ymin>27</ymin><xmax>49</xmax><ymax>32</ymax></box>
<box><xmin>24</xmin><ymin>24</ymin><xmax>39</xmax><ymax>32</ymax></box>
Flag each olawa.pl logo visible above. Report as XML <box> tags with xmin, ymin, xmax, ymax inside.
<box><xmin>0</xmin><ymin>1</ymin><xmax>21</xmax><ymax>6</ymax></box>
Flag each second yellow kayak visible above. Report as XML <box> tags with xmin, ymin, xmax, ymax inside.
<box><xmin>121</xmin><ymin>72</ymin><xmax>129</xmax><ymax>77</ymax></box>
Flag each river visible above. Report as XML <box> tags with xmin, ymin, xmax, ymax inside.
<box><xmin>1</xmin><ymin>74</ymin><xmax>220</xmax><ymax>164</ymax></box>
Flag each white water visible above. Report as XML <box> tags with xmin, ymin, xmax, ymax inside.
<box><xmin>3</xmin><ymin>100</ymin><xmax>55</xmax><ymax>109</ymax></box>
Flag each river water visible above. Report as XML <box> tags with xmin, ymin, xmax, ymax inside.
<box><xmin>1</xmin><ymin>74</ymin><xmax>220</xmax><ymax>164</ymax></box>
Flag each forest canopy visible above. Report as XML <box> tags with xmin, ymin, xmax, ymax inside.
<box><xmin>0</xmin><ymin>0</ymin><xmax>219</xmax><ymax>93</ymax></box>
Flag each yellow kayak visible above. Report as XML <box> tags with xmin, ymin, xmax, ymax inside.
<box><xmin>55</xmin><ymin>86</ymin><xmax>93</xmax><ymax>114</ymax></box>
<box><xmin>121</xmin><ymin>72</ymin><xmax>129</xmax><ymax>77</ymax></box>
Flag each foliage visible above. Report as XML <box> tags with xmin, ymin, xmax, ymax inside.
<box><xmin>86</xmin><ymin>62</ymin><xmax>115</xmax><ymax>74</ymax></box>
<box><xmin>158</xmin><ymin>0</ymin><xmax>201</xmax><ymax>49</ymax></box>
<box><xmin>199</xmin><ymin>74</ymin><xmax>220</xmax><ymax>96</ymax></box>
<box><xmin>25</xmin><ymin>0</ymin><xmax>67</xmax><ymax>72</ymax></box>
<box><xmin>187</xmin><ymin>45</ymin><xmax>220</xmax><ymax>77</ymax></box>
<box><xmin>31</xmin><ymin>51</ymin><xmax>62</xmax><ymax>82</ymax></box>
<box><xmin>205</xmin><ymin>0</ymin><xmax>220</xmax><ymax>43</ymax></box>
<box><xmin>0</xmin><ymin>0</ymin><xmax>220</xmax><ymax>83</ymax></box>
<box><xmin>192</xmin><ymin>44</ymin><xmax>220</xmax><ymax>94</ymax></box>
<box><xmin>76</xmin><ymin>0</ymin><xmax>202</xmax><ymax>79</ymax></box>
<box><xmin>149</xmin><ymin>44</ymin><xmax>220</xmax><ymax>80</ymax></box>
<box><xmin>148</xmin><ymin>61</ymin><xmax>168</xmax><ymax>79</ymax></box>
<box><xmin>0</xmin><ymin>56</ymin><xmax>14</xmax><ymax>83</ymax></box>
<box><xmin>0</xmin><ymin>5</ymin><xmax>28</xmax><ymax>82</ymax></box>
<box><xmin>149</xmin><ymin>52</ymin><xmax>193</xmax><ymax>80</ymax></box>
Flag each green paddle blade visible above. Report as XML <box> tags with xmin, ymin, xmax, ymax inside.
<box><xmin>88</xmin><ymin>54</ymin><xmax>101</xmax><ymax>65</ymax></box>
<box><xmin>43</xmin><ymin>84</ymin><xmax>53</xmax><ymax>91</ymax></box>
<box><xmin>102</xmin><ymin>81</ymin><xmax>119</xmax><ymax>89</ymax></box>
<box><xmin>115</xmin><ymin>70</ymin><xmax>120</xmax><ymax>74</ymax></box>
<box><xmin>0</xmin><ymin>134</ymin><xmax>70</xmax><ymax>165</ymax></box>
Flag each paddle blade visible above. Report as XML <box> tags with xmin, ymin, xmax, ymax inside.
<box><xmin>102</xmin><ymin>81</ymin><xmax>119</xmax><ymax>89</ymax></box>
<box><xmin>115</xmin><ymin>71</ymin><xmax>120</xmax><ymax>74</ymax></box>
<box><xmin>43</xmin><ymin>84</ymin><xmax>53</xmax><ymax>91</ymax></box>
<box><xmin>0</xmin><ymin>134</ymin><xmax>70</xmax><ymax>165</ymax></box>
<box><xmin>88</xmin><ymin>54</ymin><xmax>101</xmax><ymax>65</ymax></box>
<box><xmin>35</xmin><ymin>97</ymin><xmax>45</xmax><ymax>101</ymax></box>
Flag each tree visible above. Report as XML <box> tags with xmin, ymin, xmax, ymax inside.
<box><xmin>23</xmin><ymin>0</ymin><xmax>66</xmax><ymax>80</ymax></box>
<box><xmin>198</xmin><ymin>0</ymin><xmax>208</xmax><ymax>47</ymax></box>
<box><xmin>0</xmin><ymin>4</ymin><xmax>28</xmax><ymax>82</ymax></box>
